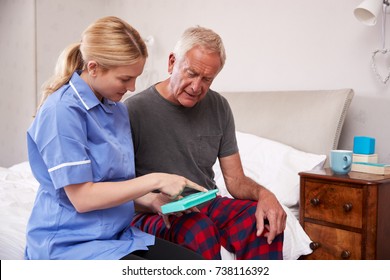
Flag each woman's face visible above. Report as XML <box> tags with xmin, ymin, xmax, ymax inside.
<box><xmin>86</xmin><ymin>59</ymin><xmax>145</xmax><ymax>102</ymax></box>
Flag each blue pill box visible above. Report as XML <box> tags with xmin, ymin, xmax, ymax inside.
<box><xmin>353</xmin><ymin>136</ymin><xmax>375</xmax><ymax>155</ymax></box>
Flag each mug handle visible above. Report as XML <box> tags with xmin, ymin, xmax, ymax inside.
<box><xmin>343</xmin><ymin>155</ymin><xmax>352</xmax><ymax>170</ymax></box>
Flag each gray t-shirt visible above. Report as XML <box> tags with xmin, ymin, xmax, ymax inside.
<box><xmin>124</xmin><ymin>85</ymin><xmax>238</xmax><ymax>196</ymax></box>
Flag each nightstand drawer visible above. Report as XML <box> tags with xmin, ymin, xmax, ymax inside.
<box><xmin>300</xmin><ymin>169</ymin><xmax>390</xmax><ymax>259</ymax></box>
<box><xmin>304</xmin><ymin>222</ymin><xmax>362</xmax><ymax>260</ymax></box>
<box><xmin>303</xmin><ymin>181</ymin><xmax>363</xmax><ymax>228</ymax></box>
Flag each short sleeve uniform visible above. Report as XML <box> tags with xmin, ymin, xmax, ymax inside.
<box><xmin>25</xmin><ymin>72</ymin><xmax>154</xmax><ymax>260</ymax></box>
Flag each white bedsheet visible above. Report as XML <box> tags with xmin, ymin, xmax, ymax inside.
<box><xmin>0</xmin><ymin>162</ymin><xmax>38</xmax><ymax>260</ymax></box>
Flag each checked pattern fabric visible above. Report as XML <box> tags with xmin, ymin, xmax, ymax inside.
<box><xmin>131</xmin><ymin>196</ymin><xmax>284</xmax><ymax>260</ymax></box>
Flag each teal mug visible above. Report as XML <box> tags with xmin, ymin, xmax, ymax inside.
<box><xmin>330</xmin><ymin>150</ymin><xmax>353</xmax><ymax>175</ymax></box>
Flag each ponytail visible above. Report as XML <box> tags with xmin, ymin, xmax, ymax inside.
<box><xmin>37</xmin><ymin>43</ymin><xmax>83</xmax><ymax>110</ymax></box>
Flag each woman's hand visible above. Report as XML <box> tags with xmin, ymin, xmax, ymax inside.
<box><xmin>153</xmin><ymin>173</ymin><xmax>207</xmax><ymax>199</ymax></box>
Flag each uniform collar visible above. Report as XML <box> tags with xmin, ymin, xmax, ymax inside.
<box><xmin>69</xmin><ymin>72</ymin><xmax>116</xmax><ymax>113</ymax></box>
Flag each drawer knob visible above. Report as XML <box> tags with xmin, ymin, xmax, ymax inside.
<box><xmin>343</xmin><ymin>203</ymin><xmax>353</xmax><ymax>212</ymax></box>
<box><xmin>310</xmin><ymin>198</ymin><xmax>320</xmax><ymax>206</ymax></box>
<box><xmin>341</xmin><ymin>250</ymin><xmax>351</xmax><ymax>259</ymax></box>
<box><xmin>309</xmin><ymin>241</ymin><xmax>320</xmax><ymax>250</ymax></box>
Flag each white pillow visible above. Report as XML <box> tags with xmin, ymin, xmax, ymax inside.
<box><xmin>213</xmin><ymin>131</ymin><xmax>326</xmax><ymax>208</ymax></box>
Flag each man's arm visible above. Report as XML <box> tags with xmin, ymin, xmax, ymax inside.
<box><xmin>219</xmin><ymin>152</ymin><xmax>287</xmax><ymax>244</ymax></box>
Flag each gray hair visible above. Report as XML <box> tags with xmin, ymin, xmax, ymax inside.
<box><xmin>173</xmin><ymin>26</ymin><xmax>226</xmax><ymax>70</ymax></box>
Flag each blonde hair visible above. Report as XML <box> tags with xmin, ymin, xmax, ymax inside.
<box><xmin>38</xmin><ymin>16</ymin><xmax>147</xmax><ymax>109</ymax></box>
<box><xmin>173</xmin><ymin>26</ymin><xmax>226</xmax><ymax>69</ymax></box>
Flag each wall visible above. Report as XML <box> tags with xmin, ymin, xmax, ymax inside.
<box><xmin>0</xmin><ymin>0</ymin><xmax>36</xmax><ymax>167</ymax></box>
<box><xmin>1</xmin><ymin>0</ymin><xmax>390</xmax><ymax>166</ymax></box>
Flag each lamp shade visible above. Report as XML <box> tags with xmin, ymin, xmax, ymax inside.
<box><xmin>354</xmin><ymin>0</ymin><xmax>383</xmax><ymax>26</ymax></box>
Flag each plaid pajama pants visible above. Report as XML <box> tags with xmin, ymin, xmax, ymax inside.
<box><xmin>131</xmin><ymin>196</ymin><xmax>284</xmax><ymax>260</ymax></box>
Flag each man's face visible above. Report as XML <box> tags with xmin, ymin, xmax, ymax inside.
<box><xmin>167</xmin><ymin>46</ymin><xmax>222</xmax><ymax>107</ymax></box>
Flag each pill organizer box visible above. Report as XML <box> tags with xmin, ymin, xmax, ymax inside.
<box><xmin>161</xmin><ymin>189</ymin><xmax>219</xmax><ymax>214</ymax></box>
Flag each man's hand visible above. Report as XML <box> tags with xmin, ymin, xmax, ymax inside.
<box><xmin>255</xmin><ymin>189</ymin><xmax>287</xmax><ymax>244</ymax></box>
<box><xmin>151</xmin><ymin>193</ymin><xmax>200</xmax><ymax>229</ymax></box>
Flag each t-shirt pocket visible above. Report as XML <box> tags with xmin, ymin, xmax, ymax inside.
<box><xmin>196</xmin><ymin>134</ymin><xmax>222</xmax><ymax>167</ymax></box>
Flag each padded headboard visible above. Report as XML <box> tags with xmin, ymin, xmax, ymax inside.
<box><xmin>221</xmin><ymin>89</ymin><xmax>354</xmax><ymax>165</ymax></box>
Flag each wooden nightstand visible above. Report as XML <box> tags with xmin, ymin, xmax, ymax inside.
<box><xmin>299</xmin><ymin>168</ymin><xmax>390</xmax><ymax>260</ymax></box>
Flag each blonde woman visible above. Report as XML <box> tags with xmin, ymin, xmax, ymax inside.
<box><xmin>25</xmin><ymin>16</ymin><xmax>205</xmax><ymax>260</ymax></box>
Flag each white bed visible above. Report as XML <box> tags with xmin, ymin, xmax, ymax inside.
<box><xmin>0</xmin><ymin>88</ymin><xmax>354</xmax><ymax>260</ymax></box>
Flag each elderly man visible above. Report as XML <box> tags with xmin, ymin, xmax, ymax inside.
<box><xmin>124</xmin><ymin>26</ymin><xmax>286</xmax><ymax>260</ymax></box>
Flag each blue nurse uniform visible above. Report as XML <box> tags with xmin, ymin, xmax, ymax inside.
<box><xmin>25</xmin><ymin>72</ymin><xmax>154</xmax><ymax>259</ymax></box>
